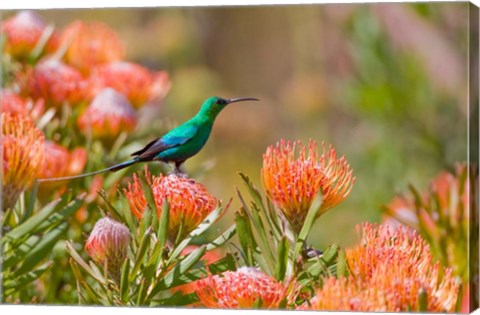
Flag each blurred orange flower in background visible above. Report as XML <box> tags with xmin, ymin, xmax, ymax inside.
<box><xmin>17</xmin><ymin>59</ymin><xmax>88</xmax><ymax>108</ymax></box>
<box><xmin>1</xmin><ymin>89</ymin><xmax>45</xmax><ymax>120</ymax></box>
<box><xmin>60</xmin><ymin>21</ymin><xmax>125</xmax><ymax>75</ymax></box>
<box><xmin>195</xmin><ymin>267</ymin><xmax>296</xmax><ymax>309</ymax></box>
<box><xmin>382</xmin><ymin>163</ymin><xmax>476</xmax><ymax>312</ymax></box>
<box><xmin>77</xmin><ymin>88</ymin><xmax>137</xmax><ymax>139</ymax></box>
<box><xmin>1</xmin><ymin>112</ymin><xmax>45</xmax><ymax>210</ymax></box>
<box><xmin>261</xmin><ymin>139</ymin><xmax>354</xmax><ymax>233</ymax></box>
<box><xmin>124</xmin><ymin>171</ymin><xmax>218</xmax><ymax>242</ymax></box>
<box><xmin>37</xmin><ymin>141</ymin><xmax>87</xmax><ymax>192</ymax></box>
<box><xmin>301</xmin><ymin>223</ymin><xmax>459</xmax><ymax>312</ymax></box>
<box><xmin>1</xmin><ymin>11</ymin><xmax>58</xmax><ymax>60</ymax></box>
<box><xmin>89</xmin><ymin>61</ymin><xmax>171</xmax><ymax>108</ymax></box>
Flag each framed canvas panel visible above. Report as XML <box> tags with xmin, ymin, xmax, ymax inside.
<box><xmin>1</xmin><ymin>1</ymin><xmax>478</xmax><ymax>314</ymax></box>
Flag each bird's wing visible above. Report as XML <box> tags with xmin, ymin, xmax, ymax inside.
<box><xmin>131</xmin><ymin>124</ymin><xmax>199</xmax><ymax>160</ymax></box>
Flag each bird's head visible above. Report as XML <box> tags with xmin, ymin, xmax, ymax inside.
<box><xmin>200</xmin><ymin>96</ymin><xmax>259</xmax><ymax>118</ymax></box>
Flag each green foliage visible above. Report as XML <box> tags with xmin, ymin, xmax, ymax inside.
<box><xmin>234</xmin><ymin>172</ymin><xmax>346</xmax><ymax>300</ymax></box>
<box><xmin>66</xmin><ymin>172</ymin><xmax>237</xmax><ymax>306</ymax></box>
<box><xmin>1</xmin><ymin>190</ymin><xmax>84</xmax><ymax>302</ymax></box>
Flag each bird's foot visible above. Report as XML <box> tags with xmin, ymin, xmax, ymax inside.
<box><xmin>169</xmin><ymin>167</ymin><xmax>189</xmax><ymax>178</ymax></box>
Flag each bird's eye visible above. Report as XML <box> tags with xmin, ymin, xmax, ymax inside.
<box><xmin>216</xmin><ymin>99</ymin><xmax>226</xmax><ymax>105</ymax></box>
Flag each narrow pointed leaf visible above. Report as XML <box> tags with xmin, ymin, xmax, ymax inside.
<box><xmin>3</xmin><ymin>262</ymin><xmax>51</xmax><ymax>293</ymax></box>
<box><xmin>293</xmin><ymin>193</ymin><xmax>323</xmax><ymax>266</ymax></box>
<box><xmin>275</xmin><ymin>236</ymin><xmax>290</xmax><ymax>281</ymax></box>
<box><xmin>14</xmin><ymin>222</ymin><xmax>68</xmax><ymax>276</ymax></box>
<box><xmin>148</xmin><ymin>246</ymin><xmax>206</xmax><ymax>298</ymax></box>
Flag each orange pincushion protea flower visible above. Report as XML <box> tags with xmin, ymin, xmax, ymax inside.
<box><xmin>60</xmin><ymin>21</ymin><xmax>124</xmax><ymax>75</ymax></box>
<box><xmin>89</xmin><ymin>61</ymin><xmax>171</xmax><ymax>108</ymax></box>
<box><xmin>2</xmin><ymin>112</ymin><xmax>45</xmax><ymax>210</ymax></box>
<box><xmin>124</xmin><ymin>171</ymin><xmax>217</xmax><ymax>242</ymax></box>
<box><xmin>300</xmin><ymin>223</ymin><xmax>459</xmax><ymax>312</ymax></box>
<box><xmin>38</xmin><ymin>141</ymin><xmax>87</xmax><ymax>191</ymax></box>
<box><xmin>1</xmin><ymin>11</ymin><xmax>57</xmax><ymax>60</ymax></box>
<box><xmin>85</xmin><ymin>217</ymin><xmax>130</xmax><ymax>274</ymax></box>
<box><xmin>1</xmin><ymin>90</ymin><xmax>45</xmax><ymax>120</ymax></box>
<box><xmin>18</xmin><ymin>59</ymin><xmax>88</xmax><ymax>108</ymax></box>
<box><xmin>261</xmin><ymin>139</ymin><xmax>354</xmax><ymax>233</ymax></box>
<box><xmin>77</xmin><ymin>88</ymin><xmax>137</xmax><ymax>139</ymax></box>
<box><xmin>195</xmin><ymin>267</ymin><xmax>296</xmax><ymax>309</ymax></box>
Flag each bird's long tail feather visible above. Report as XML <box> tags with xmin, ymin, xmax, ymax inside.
<box><xmin>37</xmin><ymin>159</ymin><xmax>137</xmax><ymax>182</ymax></box>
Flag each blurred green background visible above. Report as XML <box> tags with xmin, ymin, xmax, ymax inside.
<box><xmin>12</xmin><ymin>3</ymin><xmax>470</xmax><ymax>248</ymax></box>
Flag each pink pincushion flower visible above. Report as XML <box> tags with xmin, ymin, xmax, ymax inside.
<box><xmin>85</xmin><ymin>217</ymin><xmax>130</xmax><ymax>273</ymax></box>
<box><xmin>77</xmin><ymin>88</ymin><xmax>137</xmax><ymax>139</ymax></box>
<box><xmin>1</xmin><ymin>11</ymin><xmax>58</xmax><ymax>60</ymax></box>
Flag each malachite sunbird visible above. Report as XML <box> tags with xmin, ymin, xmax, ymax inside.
<box><xmin>38</xmin><ymin>96</ymin><xmax>259</xmax><ymax>182</ymax></box>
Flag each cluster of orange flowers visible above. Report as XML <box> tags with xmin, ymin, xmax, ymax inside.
<box><xmin>1</xmin><ymin>11</ymin><xmax>171</xmax><ymax>210</ymax></box>
<box><xmin>300</xmin><ymin>223</ymin><xmax>460</xmax><ymax>312</ymax></box>
<box><xmin>262</xmin><ymin>139</ymin><xmax>355</xmax><ymax>233</ymax></box>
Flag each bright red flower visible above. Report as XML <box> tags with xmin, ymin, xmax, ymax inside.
<box><xmin>195</xmin><ymin>267</ymin><xmax>296</xmax><ymax>309</ymax></box>
<box><xmin>300</xmin><ymin>223</ymin><xmax>460</xmax><ymax>312</ymax></box>
<box><xmin>1</xmin><ymin>11</ymin><xmax>57</xmax><ymax>60</ymax></box>
<box><xmin>2</xmin><ymin>112</ymin><xmax>45</xmax><ymax>210</ymax></box>
<box><xmin>1</xmin><ymin>90</ymin><xmax>45</xmax><ymax>120</ymax></box>
<box><xmin>261</xmin><ymin>139</ymin><xmax>354</xmax><ymax>233</ymax></box>
<box><xmin>77</xmin><ymin>88</ymin><xmax>137</xmax><ymax>139</ymax></box>
<box><xmin>17</xmin><ymin>59</ymin><xmax>88</xmax><ymax>108</ymax></box>
<box><xmin>124</xmin><ymin>171</ymin><xmax>218</xmax><ymax>242</ymax></box>
<box><xmin>60</xmin><ymin>21</ymin><xmax>124</xmax><ymax>74</ymax></box>
<box><xmin>85</xmin><ymin>217</ymin><xmax>130</xmax><ymax>274</ymax></box>
<box><xmin>89</xmin><ymin>61</ymin><xmax>171</xmax><ymax>108</ymax></box>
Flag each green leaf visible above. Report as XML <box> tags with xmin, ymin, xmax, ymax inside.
<box><xmin>234</xmin><ymin>209</ymin><xmax>256</xmax><ymax>266</ymax></box>
<box><xmin>3</xmin><ymin>235</ymin><xmax>41</xmax><ymax>270</ymax></box>
<box><xmin>235</xmin><ymin>187</ymin><xmax>275</xmax><ymax>272</ymax></box>
<box><xmin>66</xmin><ymin>241</ymin><xmax>107</xmax><ymax>285</ymax></box>
<box><xmin>156</xmin><ymin>198</ymin><xmax>170</xmax><ymax>267</ymax></box>
<box><xmin>157</xmin><ymin>291</ymin><xmax>198</xmax><ymax>306</ymax></box>
<box><xmin>275</xmin><ymin>236</ymin><xmax>290</xmax><ymax>281</ymax></box>
<box><xmin>3</xmin><ymin>262</ymin><xmax>51</xmax><ymax>294</ymax></box>
<box><xmin>148</xmin><ymin>245</ymin><xmax>206</xmax><ymax>298</ymax></box>
<box><xmin>166</xmin><ymin>204</ymin><xmax>224</xmax><ymax>266</ymax></box>
<box><xmin>205</xmin><ymin>225</ymin><xmax>236</xmax><ymax>251</ymax></box>
<box><xmin>238</xmin><ymin>172</ymin><xmax>282</xmax><ymax>241</ymax></box>
<box><xmin>28</xmin><ymin>24</ymin><xmax>55</xmax><ymax>62</ymax></box>
<box><xmin>120</xmin><ymin>259</ymin><xmax>130</xmax><ymax>303</ymax></box>
<box><xmin>418</xmin><ymin>288</ymin><xmax>428</xmax><ymax>312</ymax></box>
<box><xmin>292</xmin><ymin>193</ymin><xmax>323</xmax><ymax>270</ymax></box>
<box><xmin>13</xmin><ymin>221</ymin><xmax>69</xmax><ymax>276</ymax></box>
<box><xmin>206</xmin><ymin>253</ymin><xmax>237</xmax><ymax>274</ymax></box>
<box><xmin>129</xmin><ymin>227</ymin><xmax>152</xmax><ymax>282</ymax></box>
<box><xmin>336</xmin><ymin>248</ymin><xmax>348</xmax><ymax>277</ymax></box>
<box><xmin>33</xmin><ymin>196</ymin><xmax>84</xmax><ymax>232</ymax></box>
<box><xmin>4</xmin><ymin>196</ymin><xmax>63</xmax><ymax>244</ymax></box>
<box><xmin>22</xmin><ymin>180</ymin><xmax>38</xmax><ymax>222</ymax></box>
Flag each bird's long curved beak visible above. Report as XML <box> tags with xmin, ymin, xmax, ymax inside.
<box><xmin>226</xmin><ymin>97</ymin><xmax>260</xmax><ymax>104</ymax></box>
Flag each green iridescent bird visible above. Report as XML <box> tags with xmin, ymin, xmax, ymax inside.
<box><xmin>38</xmin><ymin>96</ymin><xmax>259</xmax><ymax>182</ymax></box>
